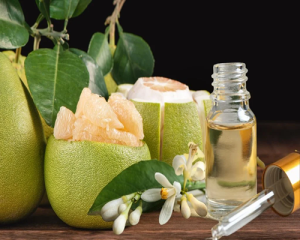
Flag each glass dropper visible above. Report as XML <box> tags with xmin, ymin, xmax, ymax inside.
<box><xmin>208</xmin><ymin>176</ymin><xmax>290</xmax><ymax>240</ymax></box>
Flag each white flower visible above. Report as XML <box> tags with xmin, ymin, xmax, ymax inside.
<box><xmin>180</xmin><ymin>195</ymin><xmax>191</xmax><ymax>219</ymax></box>
<box><xmin>141</xmin><ymin>172</ymin><xmax>181</xmax><ymax>225</ymax></box>
<box><xmin>172</xmin><ymin>142</ymin><xmax>205</xmax><ymax>181</ymax></box>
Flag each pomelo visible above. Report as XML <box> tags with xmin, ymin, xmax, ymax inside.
<box><xmin>2</xmin><ymin>50</ymin><xmax>53</xmax><ymax>207</ymax></box>
<box><xmin>45</xmin><ymin>136</ymin><xmax>150</xmax><ymax>229</ymax></box>
<box><xmin>0</xmin><ymin>52</ymin><xmax>46</xmax><ymax>224</ymax></box>
<box><xmin>45</xmin><ymin>88</ymin><xmax>151</xmax><ymax>229</ymax></box>
<box><xmin>127</xmin><ymin>77</ymin><xmax>203</xmax><ymax>165</ymax></box>
<box><xmin>2</xmin><ymin>50</ymin><xmax>54</xmax><ymax>141</ymax></box>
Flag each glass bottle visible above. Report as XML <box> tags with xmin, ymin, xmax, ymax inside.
<box><xmin>205</xmin><ymin>62</ymin><xmax>257</xmax><ymax>220</ymax></box>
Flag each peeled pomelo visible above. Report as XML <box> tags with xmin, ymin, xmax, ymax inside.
<box><xmin>53</xmin><ymin>88</ymin><xmax>143</xmax><ymax>147</ymax></box>
<box><xmin>45</xmin><ymin>87</ymin><xmax>151</xmax><ymax>229</ymax></box>
<box><xmin>127</xmin><ymin>77</ymin><xmax>202</xmax><ymax>165</ymax></box>
<box><xmin>0</xmin><ymin>52</ymin><xmax>46</xmax><ymax>223</ymax></box>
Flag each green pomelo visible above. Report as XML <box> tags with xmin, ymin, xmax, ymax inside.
<box><xmin>203</xmin><ymin>99</ymin><xmax>212</xmax><ymax>116</ymax></box>
<box><xmin>162</xmin><ymin>102</ymin><xmax>202</xmax><ymax>165</ymax></box>
<box><xmin>2</xmin><ymin>50</ymin><xmax>53</xmax><ymax>207</ymax></box>
<box><xmin>132</xmin><ymin>101</ymin><xmax>202</xmax><ymax>165</ymax></box>
<box><xmin>44</xmin><ymin>136</ymin><xmax>151</xmax><ymax>229</ymax></box>
<box><xmin>133</xmin><ymin>101</ymin><xmax>161</xmax><ymax>160</ymax></box>
<box><xmin>0</xmin><ymin>52</ymin><xmax>46</xmax><ymax>224</ymax></box>
<box><xmin>2</xmin><ymin>50</ymin><xmax>54</xmax><ymax>141</ymax></box>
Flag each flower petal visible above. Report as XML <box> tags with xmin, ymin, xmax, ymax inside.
<box><xmin>187</xmin><ymin>193</ymin><xmax>207</xmax><ymax>217</ymax></box>
<box><xmin>173</xmin><ymin>181</ymin><xmax>182</xmax><ymax>197</ymax></box>
<box><xmin>194</xmin><ymin>147</ymin><xmax>205</xmax><ymax>160</ymax></box>
<box><xmin>191</xmin><ymin>161</ymin><xmax>206</xmax><ymax>181</ymax></box>
<box><xmin>181</xmin><ymin>196</ymin><xmax>191</xmax><ymax>219</ymax></box>
<box><xmin>159</xmin><ymin>195</ymin><xmax>176</xmax><ymax>225</ymax></box>
<box><xmin>172</xmin><ymin>155</ymin><xmax>187</xmax><ymax>175</ymax></box>
<box><xmin>155</xmin><ymin>172</ymin><xmax>173</xmax><ymax>188</ymax></box>
<box><xmin>141</xmin><ymin>188</ymin><xmax>161</xmax><ymax>202</ymax></box>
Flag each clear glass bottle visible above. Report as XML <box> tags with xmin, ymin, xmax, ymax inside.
<box><xmin>205</xmin><ymin>62</ymin><xmax>257</xmax><ymax>219</ymax></box>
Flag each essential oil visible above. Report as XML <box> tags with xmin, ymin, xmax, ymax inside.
<box><xmin>205</xmin><ymin>62</ymin><xmax>257</xmax><ymax>219</ymax></box>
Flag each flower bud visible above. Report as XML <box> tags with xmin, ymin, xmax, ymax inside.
<box><xmin>129</xmin><ymin>205</ymin><xmax>142</xmax><ymax>225</ymax></box>
<box><xmin>118</xmin><ymin>203</ymin><xmax>128</xmax><ymax>214</ymax></box>
<box><xmin>101</xmin><ymin>198</ymin><xmax>123</xmax><ymax>216</ymax></box>
<box><xmin>113</xmin><ymin>213</ymin><xmax>127</xmax><ymax>235</ymax></box>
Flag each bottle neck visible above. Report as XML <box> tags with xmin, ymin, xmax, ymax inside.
<box><xmin>211</xmin><ymin>62</ymin><xmax>250</xmax><ymax>103</ymax></box>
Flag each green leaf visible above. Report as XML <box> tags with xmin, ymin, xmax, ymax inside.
<box><xmin>50</xmin><ymin>0</ymin><xmax>80</xmax><ymax>20</ymax></box>
<box><xmin>69</xmin><ymin>48</ymin><xmax>108</xmax><ymax>99</ymax></box>
<box><xmin>35</xmin><ymin>0</ymin><xmax>51</xmax><ymax>25</ymax></box>
<box><xmin>87</xmin><ymin>32</ymin><xmax>112</xmax><ymax>76</ymax></box>
<box><xmin>89</xmin><ymin>160</ymin><xmax>183</xmax><ymax>215</ymax></box>
<box><xmin>72</xmin><ymin>0</ymin><xmax>92</xmax><ymax>18</ymax></box>
<box><xmin>111</xmin><ymin>24</ymin><xmax>154</xmax><ymax>84</ymax></box>
<box><xmin>25</xmin><ymin>47</ymin><xmax>89</xmax><ymax>127</ymax></box>
<box><xmin>0</xmin><ymin>0</ymin><xmax>29</xmax><ymax>49</ymax></box>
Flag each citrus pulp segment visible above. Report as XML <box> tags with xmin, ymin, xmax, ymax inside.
<box><xmin>132</xmin><ymin>100</ymin><xmax>161</xmax><ymax>160</ymax></box>
<box><xmin>162</xmin><ymin>102</ymin><xmax>202</xmax><ymax>165</ymax></box>
<box><xmin>44</xmin><ymin>135</ymin><xmax>151</xmax><ymax>229</ymax></box>
<box><xmin>0</xmin><ymin>52</ymin><xmax>46</xmax><ymax>223</ymax></box>
<box><xmin>108</xmin><ymin>93</ymin><xmax>144</xmax><ymax>139</ymax></box>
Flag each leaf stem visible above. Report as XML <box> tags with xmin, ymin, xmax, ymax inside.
<box><xmin>14</xmin><ymin>48</ymin><xmax>22</xmax><ymax>63</ymax></box>
<box><xmin>33</xmin><ymin>36</ymin><xmax>41</xmax><ymax>50</ymax></box>
<box><xmin>105</xmin><ymin>0</ymin><xmax>126</xmax><ymax>48</ymax></box>
<box><xmin>33</xmin><ymin>14</ymin><xmax>45</xmax><ymax>29</ymax></box>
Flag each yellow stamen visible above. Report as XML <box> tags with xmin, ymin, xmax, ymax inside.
<box><xmin>160</xmin><ymin>188</ymin><xmax>168</xmax><ymax>199</ymax></box>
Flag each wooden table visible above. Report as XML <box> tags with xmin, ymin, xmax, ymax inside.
<box><xmin>1</xmin><ymin>122</ymin><xmax>300</xmax><ymax>239</ymax></box>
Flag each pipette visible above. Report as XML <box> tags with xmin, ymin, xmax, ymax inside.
<box><xmin>208</xmin><ymin>152</ymin><xmax>300</xmax><ymax>240</ymax></box>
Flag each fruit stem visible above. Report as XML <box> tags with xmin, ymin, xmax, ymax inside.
<box><xmin>14</xmin><ymin>48</ymin><xmax>22</xmax><ymax>63</ymax></box>
<box><xmin>105</xmin><ymin>0</ymin><xmax>126</xmax><ymax>50</ymax></box>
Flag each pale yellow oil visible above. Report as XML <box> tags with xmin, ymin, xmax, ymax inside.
<box><xmin>205</xmin><ymin>121</ymin><xmax>257</xmax><ymax>218</ymax></box>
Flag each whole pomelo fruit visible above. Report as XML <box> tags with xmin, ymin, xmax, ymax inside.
<box><xmin>0</xmin><ymin>52</ymin><xmax>46</xmax><ymax>224</ymax></box>
<box><xmin>2</xmin><ymin>50</ymin><xmax>53</xmax><ymax>207</ymax></box>
<box><xmin>44</xmin><ymin>135</ymin><xmax>151</xmax><ymax>229</ymax></box>
<box><xmin>1</xmin><ymin>50</ymin><xmax>53</xmax><ymax>141</ymax></box>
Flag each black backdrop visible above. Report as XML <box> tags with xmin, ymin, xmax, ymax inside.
<box><xmin>16</xmin><ymin>1</ymin><xmax>299</xmax><ymax>122</ymax></box>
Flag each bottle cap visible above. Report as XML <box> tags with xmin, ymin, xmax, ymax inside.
<box><xmin>262</xmin><ymin>152</ymin><xmax>300</xmax><ymax>216</ymax></box>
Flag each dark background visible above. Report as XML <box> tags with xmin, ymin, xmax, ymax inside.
<box><xmin>16</xmin><ymin>1</ymin><xmax>298</xmax><ymax>122</ymax></box>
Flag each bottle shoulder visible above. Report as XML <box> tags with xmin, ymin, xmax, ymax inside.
<box><xmin>207</xmin><ymin>106</ymin><xmax>256</xmax><ymax>127</ymax></box>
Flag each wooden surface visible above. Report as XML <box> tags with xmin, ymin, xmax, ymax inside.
<box><xmin>1</xmin><ymin>122</ymin><xmax>300</xmax><ymax>240</ymax></box>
